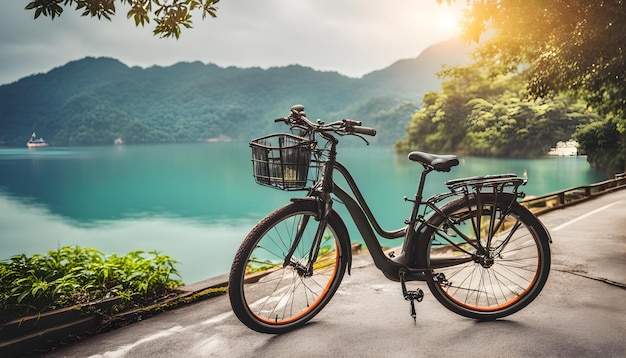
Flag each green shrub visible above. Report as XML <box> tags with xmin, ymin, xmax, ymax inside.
<box><xmin>0</xmin><ymin>246</ymin><xmax>182</xmax><ymax>321</ymax></box>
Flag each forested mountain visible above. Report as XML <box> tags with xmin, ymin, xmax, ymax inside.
<box><xmin>0</xmin><ymin>39</ymin><xmax>469</xmax><ymax>147</ymax></box>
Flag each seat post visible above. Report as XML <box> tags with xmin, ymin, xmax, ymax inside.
<box><xmin>405</xmin><ymin>165</ymin><xmax>433</xmax><ymax>226</ymax></box>
<box><xmin>415</xmin><ymin>165</ymin><xmax>433</xmax><ymax>204</ymax></box>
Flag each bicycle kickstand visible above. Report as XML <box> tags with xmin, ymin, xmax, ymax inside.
<box><xmin>399</xmin><ymin>270</ymin><xmax>424</xmax><ymax>322</ymax></box>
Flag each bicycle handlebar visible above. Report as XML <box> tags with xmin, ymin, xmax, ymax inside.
<box><xmin>350</xmin><ymin>124</ymin><xmax>377</xmax><ymax>136</ymax></box>
<box><xmin>275</xmin><ymin>105</ymin><xmax>377</xmax><ymax>137</ymax></box>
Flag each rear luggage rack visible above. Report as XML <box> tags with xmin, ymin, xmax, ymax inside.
<box><xmin>446</xmin><ymin>174</ymin><xmax>527</xmax><ymax>198</ymax></box>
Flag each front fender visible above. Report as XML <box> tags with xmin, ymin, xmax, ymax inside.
<box><xmin>329</xmin><ymin>208</ymin><xmax>352</xmax><ymax>275</ymax></box>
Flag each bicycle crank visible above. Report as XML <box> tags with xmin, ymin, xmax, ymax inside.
<box><xmin>399</xmin><ymin>269</ymin><xmax>424</xmax><ymax>322</ymax></box>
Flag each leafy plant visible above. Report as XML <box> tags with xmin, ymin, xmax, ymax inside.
<box><xmin>0</xmin><ymin>246</ymin><xmax>182</xmax><ymax>322</ymax></box>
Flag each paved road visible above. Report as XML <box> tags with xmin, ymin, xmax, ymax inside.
<box><xmin>46</xmin><ymin>190</ymin><xmax>626</xmax><ymax>358</ymax></box>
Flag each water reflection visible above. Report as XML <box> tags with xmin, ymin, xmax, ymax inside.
<box><xmin>0</xmin><ymin>194</ymin><xmax>250</xmax><ymax>284</ymax></box>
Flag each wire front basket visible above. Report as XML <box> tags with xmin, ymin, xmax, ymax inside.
<box><xmin>250</xmin><ymin>133</ymin><xmax>316</xmax><ymax>190</ymax></box>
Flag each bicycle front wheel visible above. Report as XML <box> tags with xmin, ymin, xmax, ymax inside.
<box><xmin>228</xmin><ymin>200</ymin><xmax>349</xmax><ymax>333</ymax></box>
<box><xmin>419</xmin><ymin>193</ymin><xmax>551</xmax><ymax>320</ymax></box>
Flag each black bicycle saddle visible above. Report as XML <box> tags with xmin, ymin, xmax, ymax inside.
<box><xmin>408</xmin><ymin>151</ymin><xmax>459</xmax><ymax>172</ymax></box>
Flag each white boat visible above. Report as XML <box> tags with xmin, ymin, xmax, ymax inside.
<box><xmin>27</xmin><ymin>132</ymin><xmax>48</xmax><ymax>147</ymax></box>
<box><xmin>547</xmin><ymin>140</ymin><xmax>577</xmax><ymax>156</ymax></box>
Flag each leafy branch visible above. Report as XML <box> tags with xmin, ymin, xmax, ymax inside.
<box><xmin>24</xmin><ymin>0</ymin><xmax>220</xmax><ymax>38</ymax></box>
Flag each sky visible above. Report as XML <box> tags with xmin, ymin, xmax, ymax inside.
<box><xmin>0</xmin><ymin>1</ymin><xmax>467</xmax><ymax>85</ymax></box>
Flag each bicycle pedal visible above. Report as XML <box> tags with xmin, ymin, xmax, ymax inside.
<box><xmin>399</xmin><ymin>270</ymin><xmax>424</xmax><ymax>322</ymax></box>
<box><xmin>404</xmin><ymin>288</ymin><xmax>424</xmax><ymax>302</ymax></box>
<box><xmin>404</xmin><ymin>288</ymin><xmax>423</xmax><ymax>322</ymax></box>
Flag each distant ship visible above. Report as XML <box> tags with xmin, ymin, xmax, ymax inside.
<box><xmin>27</xmin><ymin>132</ymin><xmax>48</xmax><ymax>147</ymax></box>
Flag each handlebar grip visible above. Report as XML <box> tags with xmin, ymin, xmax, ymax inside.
<box><xmin>352</xmin><ymin>126</ymin><xmax>377</xmax><ymax>136</ymax></box>
<box><xmin>274</xmin><ymin>117</ymin><xmax>287</xmax><ymax>123</ymax></box>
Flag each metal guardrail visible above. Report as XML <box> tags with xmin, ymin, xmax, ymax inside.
<box><xmin>520</xmin><ymin>173</ymin><xmax>626</xmax><ymax>215</ymax></box>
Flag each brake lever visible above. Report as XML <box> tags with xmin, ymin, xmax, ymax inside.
<box><xmin>354</xmin><ymin>134</ymin><xmax>370</xmax><ymax>146</ymax></box>
<box><xmin>337</xmin><ymin>126</ymin><xmax>370</xmax><ymax>145</ymax></box>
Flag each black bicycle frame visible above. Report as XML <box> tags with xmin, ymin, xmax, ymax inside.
<box><xmin>285</xmin><ymin>130</ymin><xmax>478</xmax><ymax>282</ymax></box>
<box><xmin>303</xmin><ymin>131</ymin><xmax>451</xmax><ymax>283</ymax></box>
<box><xmin>330</xmin><ymin>161</ymin><xmax>432</xmax><ymax>282</ymax></box>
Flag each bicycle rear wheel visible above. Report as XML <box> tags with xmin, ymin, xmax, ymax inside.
<box><xmin>419</xmin><ymin>193</ymin><xmax>551</xmax><ymax>320</ymax></box>
<box><xmin>228</xmin><ymin>200</ymin><xmax>349</xmax><ymax>333</ymax></box>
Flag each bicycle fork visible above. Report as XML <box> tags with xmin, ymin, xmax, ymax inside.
<box><xmin>282</xmin><ymin>200</ymin><xmax>330</xmax><ymax>277</ymax></box>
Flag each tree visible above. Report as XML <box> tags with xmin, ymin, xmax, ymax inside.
<box><xmin>459</xmin><ymin>0</ymin><xmax>625</xmax><ymax>115</ymax></box>
<box><xmin>445</xmin><ymin>0</ymin><xmax>625</xmax><ymax>172</ymax></box>
<box><xmin>395</xmin><ymin>65</ymin><xmax>600</xmax><ymax>157</ymax></box>
<box><xmin>24</xmin><ymin>0</ymin><xmax>220</xmax><ymax>38</ymax></box>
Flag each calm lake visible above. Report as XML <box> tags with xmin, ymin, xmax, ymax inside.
<box><xmin>0</xmin><ymin>142</ymin><xmax>610</xmax><ymax>283</ymax></box>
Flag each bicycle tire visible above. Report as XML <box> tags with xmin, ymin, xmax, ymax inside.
<box><xmin>228</xmin><ymin>200</ymin><xmax>350</xmax><ymax>333</ymax></box>
<box><xmin>418</xmin><ymin>193</ymin><xmax>551</xmax><ymax>320</ymax></box>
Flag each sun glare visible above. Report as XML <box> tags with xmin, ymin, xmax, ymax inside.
<box><xmin>437</xmin><ymin>12</ymin><xmax>463</xmax><ymax>38</ymax></box>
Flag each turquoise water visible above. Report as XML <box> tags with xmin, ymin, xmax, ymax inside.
<box><xmin>0</xmin><ymin>142</ymin><xmax>609</xmax><ymax>283</ymax></box>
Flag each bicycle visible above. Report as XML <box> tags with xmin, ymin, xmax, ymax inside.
<box><xmin>228</xmin><ymin>104</ymin><xmax>552</xmax><ymax>334</ymax></box>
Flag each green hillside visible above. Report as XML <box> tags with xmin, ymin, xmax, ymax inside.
<box><xmin>0</xmin><ymin>40</ymin><xmax>469</xmax><ymax>147</ymax></box>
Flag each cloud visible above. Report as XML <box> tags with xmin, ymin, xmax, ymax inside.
<box><xmin>0</xmin><ymin>0</ymin><xmax>466</xmax><ymax>85</ymax></box>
